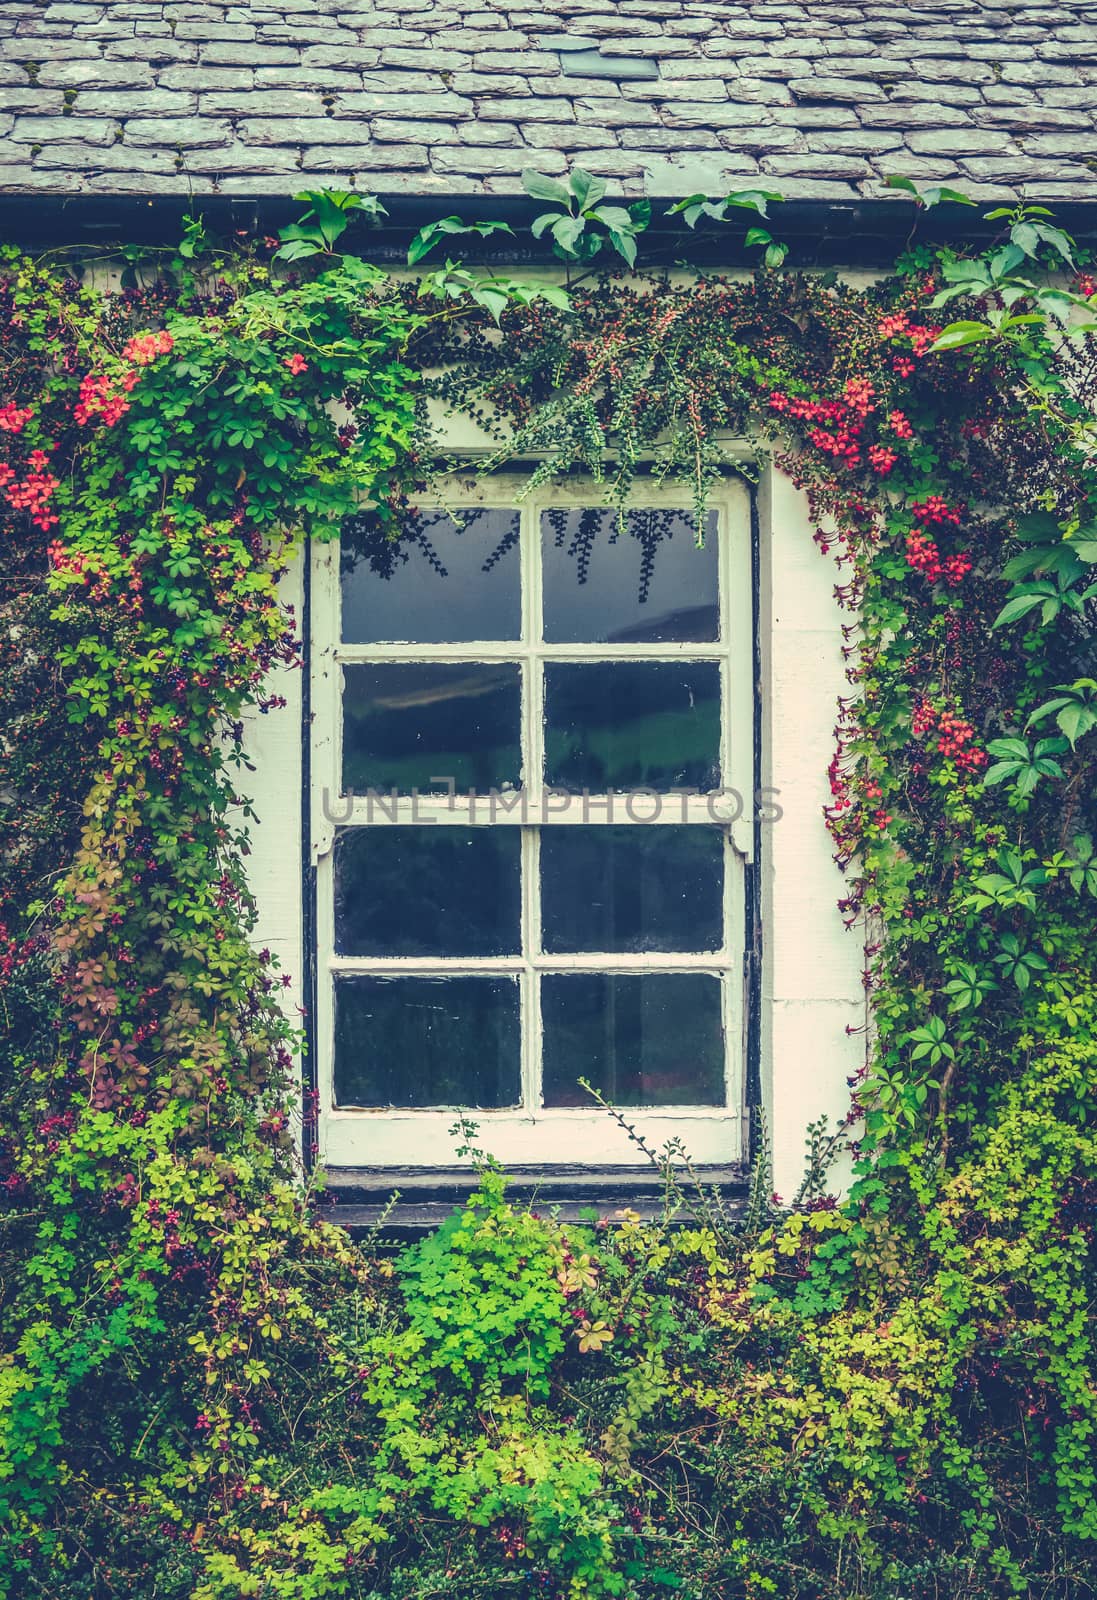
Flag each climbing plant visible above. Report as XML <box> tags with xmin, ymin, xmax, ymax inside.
<box><xmin>0</xmin><ymin>186</ymin><xmax>1094</xmax><ymax>1599</ymax></box>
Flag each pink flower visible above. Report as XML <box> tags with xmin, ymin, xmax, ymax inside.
<box><xmin>0</xmin><ymin>404</ymin><xmax>34</xmax><ymax>433</ymax></box>
<box><xmin>122</xmin><ymin>329</ymin><xmax>174</xmax><ymax>366</ymax></box>
<box><xmin>843</xmin><ymin>376</ymin><xmax>876</xmax><ymax>417</ymax></box>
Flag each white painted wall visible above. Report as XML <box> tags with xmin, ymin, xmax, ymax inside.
<box><xmin>237</xmin><ymin>560</ymin><xmax>307</xmax><ymax>1155</ymax></box>
<box><xmin>757</xmin><ymin>466</ymin><xmax>866</xmax><ymax>1201</ymax></box>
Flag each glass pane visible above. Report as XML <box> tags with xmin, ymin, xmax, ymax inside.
<box><xmin>334</xmin><ymin>974</ymin><xmax>521</xmax><ymax>1107</ymax></box>
<box><xmin>541</xmin><ymin>973</ymin><xmax>725</xmax><ymax>1107</ymax></box>
<box><xmin>542</xmin><ymin>507</ymin><xmax>718</xmax><ymax>643</ymax></box>
<box><xmin>341</xmin><ymin>508</ymin><xmax>521</xmax><ymax>642</ymax></box>
<box><xmin>541</xmin><ymin>826</ymin><xmax>723</xmax><ymax>953</ymax></box>
<box><xmin>335</xmin><ymin>827</ymin><xmax>521</xmax><ymax>957</ymax></box>
<box><xmin>543</xmin><ymin>662</ymin><xmax>720</xmax><ymax>792</ymax></box>
<box><xmin>342</xmin><ymin>663</ymin><xmax>522</xmax><ymax>794</ymax></box>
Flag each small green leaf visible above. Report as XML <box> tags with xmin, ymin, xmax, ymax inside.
<box><xmin>521</xmin><ymin>169</ymin><xmax>571</xmax><ymax>206</ymax></box>
<box><xmin>551</xmin><ymin>215</ymin><xmax>586</xmax><ymax>256</ymax></box>
<box><xmin>993</xmin><ymin>593</ymin><xmax>1047</xmax><ymax>628</ymax></box>
<box><xmin>725</xmin><ymin>188</ymin><xmax>782</xmax><ymax>216</ymax></box>
<box><xmin>570</xmin><ymin>169</ymin><xmax>606</xmax><ymax>212</ymax></box>
<box><xmin>1056</xmin><ymin>703</ymin><xmax>1096</xmax><ymax>747</ymax></box>
<box><xmin>607</xmin><ymin>229</ymin><xmax>638</xmax><ymax>268</ymax></box>
<box><xmin>931</xmin><ymin>321</ymin><xmax>996</xmax><ymax>351</ymax></box>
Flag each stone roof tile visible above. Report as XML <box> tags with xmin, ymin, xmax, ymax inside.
<box><xmin>0</xmin><ymin>0</ymin><xmax>1093</xmax><ymax>200</ymax></box>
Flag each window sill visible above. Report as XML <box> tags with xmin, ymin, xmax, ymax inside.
<box><xmin>316</xmin><ymin>1164</ymin><xmax>749</xmax><ymax>1240</ymax></box>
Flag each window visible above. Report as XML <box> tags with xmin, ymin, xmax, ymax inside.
<box><xmin>310</xmin><ymin>479</ymin><xmax>755</xmax><ymax>1170</ymax></box>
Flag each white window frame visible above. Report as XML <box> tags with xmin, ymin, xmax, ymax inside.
<box><xmin>240</xmin><ymin>461</ymin><xmax>868</xmax><ymax>1202</ymax></box>
<box><xmin>308</xmin><ymin>474</ymin><xmax>756</xmax><ymax>1169</ymax></box>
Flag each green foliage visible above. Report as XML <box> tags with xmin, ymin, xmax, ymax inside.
<box><xmin>931</xmin><ymin>203</ymin><xmax>1096</xmax><ymax>353</ymax></box>
<box><xmin>416</xmin><ymin>259</ymin><xmax>571</xmax><ymax>323</ymax></box>
<box><xmin>407</xmin><ymin>215</ymin><xmax>515</xmax><ymax>266</ymax></box>
<box><xmin>667</xmin><ymin>188</ymin><xmax>788</xmax><ymax>267</ymax></box>
<box><xmin>884</xmin><ymin>173</ymin><xmax>977</xmax><ymax>209</ymax></box>
<box><xmin>1028</xmin><ymin>677</ymin><xmax>1097</xmax><ymax>747</ymax></box>
<box><xmin>983</xmin><ymin>734</ymin><xmax>1068</xmax><ymax>797</ymax></box>
<box><xmin>523</xmin><ymin>167</ymin><xmax>651</xmax><ymax>269</ymax></box>
<box><xmin>274</xmin><ymin>189</ymin><xmax>387</xmax><ymax>261</ymax></box>
<box><xmin>0</xmin><ymin>184</ymin><xmax>1094</xmax><ymax>1599</ymax></box>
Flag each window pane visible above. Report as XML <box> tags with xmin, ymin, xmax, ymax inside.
<box><xmin>541</xmin><ymin>973</ymin><xmax>725</xmax><ymax>1107</ymax></box>
<box><xmin>334</xmin><ymin>974</ymin><xmax>521</xmax><ymax>1108</ymax></box>
<box><xmin>543</xmin><ymin>661</ymin><xmax>720</xmax><ymax>792</ymax></box>
<box><xmin>335</xmin><ymin>827</ymin><xmax>521</xmax><ymax>957</ymax></box>
<box><xmin>541</xmin><ymin>826</ymin><xmax>723</xmax><ymax>954</ymax></box>
<box><xmin>342</xmin><ymin>663</ymin><xmax>522</xmax><ymax>794</ymax></box>
<box><xmin>542</xmin><ymin>508</ymin><xmax>718</xmax><ymax>643</ymax></box>
<box><xmin>341</xmin><ymin>508</ymin><xmax>521</xmax><ymax>642</ymax></box>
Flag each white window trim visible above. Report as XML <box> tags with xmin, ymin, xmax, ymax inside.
<box><xmin>240</xmin><ymin>460</ymin><xmax>867</xmax><ymax>1199</ymax></box>
<box><xmin>310</xmin><ymin>475</ymin><xmax>755</xmax><ymax>1170</ymax></box>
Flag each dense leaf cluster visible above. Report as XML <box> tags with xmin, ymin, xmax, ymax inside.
<box><xmin>0</xmin><ymin>202</ymin><xmax>1094</xmax><ymax>1599</ymax></box>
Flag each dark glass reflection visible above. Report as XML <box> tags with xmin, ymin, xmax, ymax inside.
<box><xmin>335</xmin><ymin>827</ymin><xmax>521</xmax><ymax>957</ymax></box>
<box><xmin>543</xmin><ymin>661</ymin><xmax>720</xmax><ymax>792</ymax></box>
<box><xmin>542</xmin><ymin>508</ymin><xmax>719</xmax><ymax>643</ymax></box>
<box><xmin>342</xmin><ymin>662</ymin><xmax>522</xmax><ymax>794</ymax></box>
<box><xmin>334</xmin><ymin>974</ymin><xmax>521</xmax><ymax>1107</ymax></box>
<box><xmin>341</xmin><ymin>508</ymin><xmax>521</xmax><ymax>643</ymax></box>
<box><xmin>541</xmin><ymin>826</ymin><xmax>723</xmax><ymax>953</ymax></box>
<box><xmin>541</xmin><ymin>972</ymin><xmax>725</xmax><ymax>1107</ymax></box>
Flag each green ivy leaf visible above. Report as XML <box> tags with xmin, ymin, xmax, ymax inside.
<box><xmin>521</xmin><ymin>169</ymin><xmax>571</xmax><ymax>206</ymax></box>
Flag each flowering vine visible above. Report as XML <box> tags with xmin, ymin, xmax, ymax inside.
<box><xmin>0</xmin><ymin>202</ymin><xmax>1095</xmax><ymax>1600</ymax></box>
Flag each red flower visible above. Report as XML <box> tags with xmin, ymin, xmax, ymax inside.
<box><xmin>943</xmin><ymin>551</ymin><xmax>973</xmax><ymax>587</ymax></box>
<box><xmin>0</xmin><ymin>457</ymin><xmax>61</xmax><ymax>530</ymax></box>
<box><xmin>74</xmin><ymin>371</ymin><xmax>131</xmax><ymax>428</ymax></box>
<box><xmin>908</xmin><ymin>325</ymin><xmax>942</xmax><ymax>356</ymax></box>
<box><xmin>905</xmin><ymin>529</ymin><xmax>942</xmax><ymax>582</ymax></box>
<box><xmin>868</xmin><ymin>444</ymin><xmax>898</xmax><ymax>475</ymax></box>
<box><xmin>283</xmin><ymin>353</ymin><xmax>308</xmax><ymax>375</ymax></box>
<box><xmin>912</xmin><ymin>699</ymin><xmax>936</xmax><ymax>736</ymax></box>
<box><xmin>934</xmin><ymin>713</ymin><xmax>984</xmax><ymax>770</ymax></box>
<box><xmin>911</xmin><ymin>495</ymin><xmax>962</xmax><ymax>526</ymax></box>
<box><xmin>0</xmin><ymin>403</ymin><xmax>34</xmax><ymax>433</ymax></box>
<box><xmin>122</xmin><ymin>329</ymin><xmax>174</xmax><ymax>366</ymax></box>
<box><xmin>843</xmin><ymin>376</ymin><xmax>876</xmax><ymax>417</ymax></box>
<box><xmin>888</xmin><ymin>409</ymin><xmax>914</xmax><ymax>440</ymax></box>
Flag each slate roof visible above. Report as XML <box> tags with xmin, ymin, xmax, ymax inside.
<box><xmin>1</xmin><ymin>0</ymin><xmax>1095</xmax><ymax>203</ymax></box>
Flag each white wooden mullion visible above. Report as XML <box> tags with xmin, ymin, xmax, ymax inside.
<box><xmin>310</xmin><ymin>541</ymin><xmax>341</xmax><ymax>865</ymax></box>
<box><xmin>727</xmin><ymin>480</ymin><xmax>755</xmax><ymax>825</ymax></box>
<box><xmin>329</xmin><ymin>952</ymin><xmax>730</xmax><ymax>974</ymax></box>
<box><xmin>310</xmin><ymin>537</ymin><xmax>340</xmax><ymax>1160</ymax></box>
<box><xmin>720</xmin><ymin>830</ymin><xmax>736</xmax><ymax>1113</ymax></box>
<box><xmin>322</xmin><ymin>1111</ymin><xmax>742</xmax><ymax>1169</ymax></box>
<box><xmin>332</xmin><ymin>798</ymin><xmax>743</xmax><ymax>826</ymax></box>
<box><xmin>332</xmin><ymin>641</ymin><xmax>726</xmax><ymax>662</ymax></box>
<box><xmin>521</xmin><ymin>496</ymin><xmax>541</xmax><ymax>1115</ymax></box>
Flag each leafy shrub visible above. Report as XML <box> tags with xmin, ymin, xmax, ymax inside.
<box><xmin>0</xmin><ymin>198</ymin><xmax>1095</xmax><ymax>1598</ymax></box>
